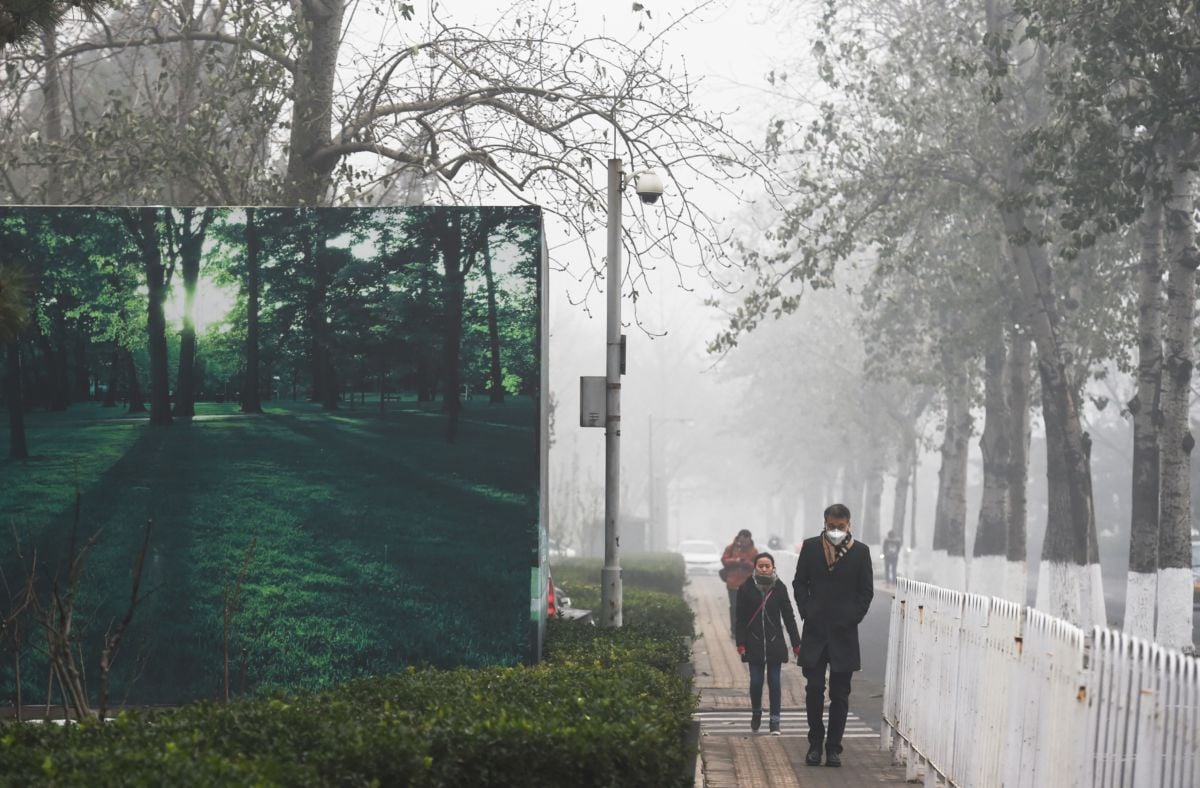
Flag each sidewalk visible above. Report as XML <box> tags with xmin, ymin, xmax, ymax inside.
<box><xmin>687</xmin><ymin>575</ymin><xmax>910</xmax><ymax>787</ymax></box>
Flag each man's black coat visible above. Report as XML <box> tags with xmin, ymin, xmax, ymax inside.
<box><xmin>791</xmin><ymin>535</ymin><xmax>874</xmax><ymax>672</ymax></box>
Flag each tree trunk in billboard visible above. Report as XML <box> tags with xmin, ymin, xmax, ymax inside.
<box><xmin>242</xmin><ymin>208</ymin><xmax>263</xmax><ymax>414</ymax></box>
<box><xmin>439</xmin><ymin>211</ymin><xmax>464</xmax><ymax>443</ymax></box>
<box><xmin>125</xmin><ymin>349</ymin><xmax>146</xmax><ymax>413</ymax></box>
<box><xmin>174</xmin><ymin>210</ymin><xmax>203</xmax><ymax>419</ymax></box>
<box><xmin>103</xmin><ymin>348</ymin><xmax>118</xmax><ymax>407</ymax></box>
<box><xmin>123</xmin><ymin>209</ymin><xmax>172</xmax><ymax>426</ymax></box>
<box><xmin>74</xmin><ymin>333</ymin><xmax>91</xmax><ymax>402</ymax></box>
<box><xmin>5</xmin><ymin>341</ymin><xmax>28</xmax><ymax>460</ymax></box>
<box><xmin>482</xmin><ymin>242</ymin><xmax>505</xmax><ymax>404</ymax></box>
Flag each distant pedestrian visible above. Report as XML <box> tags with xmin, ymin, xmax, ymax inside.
<box><xmin>720</xmin><ymin>529</ymin><xmax>757</xmax><ymax>638</ymax></box>
<box><xmin>792</xmin><ymin>503</ymin><xmax>874</xmax><ymax>768</ymax></box>
<box><xmin>735</xmin><ymin>552</ymin><xmax>801</xmax><ymax>734</ymax></box>
<box><xmin>883</xmin><ymin>529</ymin><xmax>902</xmax><ymax>584</ymax></box>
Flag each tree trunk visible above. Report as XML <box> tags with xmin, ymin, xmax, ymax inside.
<box><xmin>378</xmin><ymin>362</ymin><xmax>386</xmax><ymax>414</ymax></box>
<box><xmin>102</xmin><ymin>348</ymin><xmax>119</xmax><ymax>407</ymax></box>
<box><xmin>137</xmin><ymin>210</ymin><xmax>173</xmax><ymax>426</ymax></box>
<box><xmin>125</xmin><ymin>350</ymin><xmax>146</xmax><ymax>413</ymax></box>
<box><xmin>307</xmin><ymin>217</ymin><xmax>338</xmax><ymax>411</ymax></box>
<box><xmin>174</xmin><ymin>211</ymin><xmax>203</xmax><ymax>419</ymax></box>
<box><xmin>891</xmin><ymin>443</ymin><xmax>913</xmax><ymax>546</ymax></box>
<box><xmin>482</xmin><ymin>242</ymin><xmax>505</xmax><ymax>404</ymax></box>
<box><xmin>41</xmin><ymin>28</ymin><xmax>64</xmax><ymax>204</ymax></box>
<box><xmin>1124</xmin><ymin>190</ymin><xmax>1165</xmax><ymax>639</ymax></box>
<box><xmin>841</xmin><ymin>457</ymin><xmax>865</xmax><ymax>528</ymax></box>
<box><xmin>861</xmin><ymin>464</ymin><xmax>885</xmax><ymax>546</ymax></box>
<box><xmin>73</xmin><ymin>332</ymin><xmax>90</xmax><ymax>403</ymax></box>
<box><xmin>970</xmin><ymin>322</ymin><xmax>1011</xmax><ymax>597</ymax></box>
<box><xmin>1005</xmin><ymin>325</ymin><xmax>1033</xmax><ymax>604</ymax></box>
<box><xmin>439</xmin><ymin>212</ymin><xmax>465</xmax><ymax>443</ymax></box>
<box><xmin>241</xmin><ymin>208</ymin><xmax>263</xmax><ymax>414</ymax></box>
<box><xmin>35</xmin><ymin>330</ymin><xmax>66</xmax><ymax>412</ymax></box>
<box><xmin>51</xmin><ymin>310</ymin><xmax>70</xmax><ymax>410</ymax></box>
<box><xmin>282</xmin><ymin>1</ymin><xmax>347</xmax><ymax>205</ymax></box>
<box><xmin>1155</xmin><ymin>132</ymin><xmax>1198</xmax><ymax>650</ymax></box>
<box><xmin>932</xmin><ymin>358</ymin><xmax>971</xmax><ymax>590</ymax></box>
<box><xmin>1002</xmin><ymin>181</ymin><xmax>1102</xmax><ymax>627</ymax></box>
<box><xmin>6</xmin><ymin>341</ymin><xmax>29</xmax><ymax>460</ymax></box>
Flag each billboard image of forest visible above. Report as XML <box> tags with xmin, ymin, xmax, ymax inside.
<box><xmin>0</xmin><ymin>206</ymin><xmax>544</xmax><ymax>709</ymax></box>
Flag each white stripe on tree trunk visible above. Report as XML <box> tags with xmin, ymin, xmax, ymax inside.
<box><xmin>1035</xmin><ymin>560</ymin><xmax>1088</xmax><ymax>624</ymax></box>
<box><xmin>1003</xmin><ymin>559</ymin><xmax>1026</xmax><ymax>605</ymax></box>
<box><xmin>1123</xmin><ymin>570</ymin><xmax>1157</xmax><ymax>639</ymax></box>
<box><xmin>1154</xmin><ymin>566</ymin><xmax>1194</xmax><ymax>650</ymax></box>
<box><xmin>968</xmin><ymin>554</ymin><xmax>1006</xmax><ymax>598</ymax></box>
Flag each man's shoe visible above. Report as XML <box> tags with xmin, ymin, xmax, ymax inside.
<box><xmin>769</xmin><ymin>716</ymin><xmax>780</xmax><ymax>735</ymax></box>
<box><xmin>825</xmin><ymin>750</ymin><xmax>842</xmax><ymax>768</ymax></box>
<box><xmin>750</xmin><ymin>709</ymin><xmax>761</xmax><ymax>732</ymax></box>
<box><xmin>805</xmin><ymin>744</ymin><xmax>822</xmax><ymax>766</ymax></box>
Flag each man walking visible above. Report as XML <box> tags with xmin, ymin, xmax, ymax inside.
<box><xmin>883</xmin><ymin>529</ymin><xmax>902</xmax><ymax>585</ymax></box>
<box><xmin>792</xmin><ymin>504</ymin><xmax>874</xmax><ymax>768</ymax></box>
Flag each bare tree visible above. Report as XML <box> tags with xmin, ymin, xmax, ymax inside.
<box><xmin>1</xmin><ymin>1</ymin><xmax>776</xmax><ymax>296</ymax></box>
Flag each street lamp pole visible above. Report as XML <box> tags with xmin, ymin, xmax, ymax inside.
<box><xmin>601</xmin><ymin>157</ymin><xmax>624</xmax><ymax>628</ymax></box>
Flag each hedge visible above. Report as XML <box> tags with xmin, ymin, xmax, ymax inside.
<box><xmin>557</xmin><ymin>582</ymin><xmax>695</xmax><ymax>639</ymax></box>
<box><xmin>551</xmin><ymin>552</ymin><xmax>686</xmax><ymax>597</ymax></box>
<box><xmin>0</xmin><ymin>557</ymin><xmax>697</xmax><ymax>787</ymax></box>
<box><xmin>0</xmin><ymin>663</ymin><xmax>694</xmax><ymax>788</ymax></box>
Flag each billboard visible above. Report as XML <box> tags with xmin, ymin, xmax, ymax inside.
<box><xmin>0</xmin><ymin>206</ymin><xmax>544</xmax><ymax>708</ymax></box>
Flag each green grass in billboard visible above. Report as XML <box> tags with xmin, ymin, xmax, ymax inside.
<box><xmin>0</xmin><ymin>206</ymin><xmax>542</xmax><ymax>707</ymax></box>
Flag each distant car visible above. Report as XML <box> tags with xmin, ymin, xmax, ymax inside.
<box><xmin>676</xmin><ymin>539</ymin><xmax>722</xmax><ymax>576</ymax></box>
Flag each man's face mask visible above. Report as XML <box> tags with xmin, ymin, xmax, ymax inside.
<box><xmin>824</xmin><ymin>517</ymin><xmax>850</xmax><ymax>545</ymax></box>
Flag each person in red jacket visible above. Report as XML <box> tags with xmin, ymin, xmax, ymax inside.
<box><xmin>721</xmin><ymin>529</ymin><xmax>757</xmax><ymax>638</ymax></box>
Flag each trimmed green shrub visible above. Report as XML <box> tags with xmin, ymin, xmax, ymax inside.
<box><xmin>0</xmin><ymin>664</ymin><xmax>694</xmax><ymax>788</ymax></box>
<box><xmin>543</xmin><ymin>619</ymin><xmax>691</xmax><ymax>674</ymax></box>
<box><xmin>551</xmin><ymin>552</ymin><xmax>686</xmax><ymax>597</ymax></box>
<box><xmin>559</xmin><ymin>582</ymin><xmax>694</xmax><ymax>638</ymax></box>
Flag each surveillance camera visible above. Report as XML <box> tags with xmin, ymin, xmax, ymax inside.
<box><xmin>632</xmin><ymin>170</ymin><xmax>664</xmax><ymax>205</ymax></box>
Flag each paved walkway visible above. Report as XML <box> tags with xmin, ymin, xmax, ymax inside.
<box><xmin>687</xmin><ymin>575</ymin><xmax>911</xmax><ymax>787</ymax></box>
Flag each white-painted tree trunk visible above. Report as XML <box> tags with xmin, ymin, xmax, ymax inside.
<box><xmin>946</xmin><ymin>555</ymin><xmax>967</xmax><ymax>593</ymax></box>
<box><xmin>1123</xmin><ymin>571</ymin><xmax>1157</xmax><ymax>640</ymax></box>
<box><xmin>1155</xmin><ymin>567</ymin><xmax>1194</xmax><ymax>650</ymax></box>
<box><xmin>1003</xmin><ymin>559</ymin><xmax>1026</xmax><ymax>605</ymax></box>
<box><xmin>968</xmin><ymin>554</ymin><xmax>1006</xmax><ymax>597</ymax></box>
<box><xmin>1085</xmin><ymin>563</ymin><xmax>1106</xmax><ymax>631</ymax></box>
<box><xmin>931</xmin><ymin>549</ymin><xmax>947</xmax><ymax>587</ymax></box>
<box><xmin>1035</xmin><ymin>561</ymin><xmax>1088</xmax><ymax>625</ymax></box>
<box><xmin>1154</xmin><ymin>129</ymin><xmax>1198</xmax><ymax>651</ymax></box>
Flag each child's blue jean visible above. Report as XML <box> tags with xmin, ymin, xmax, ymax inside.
<box><xmin>748</xmin><ymin>661</ymin><xmax>782</xmax><ymax>716</ymax></box>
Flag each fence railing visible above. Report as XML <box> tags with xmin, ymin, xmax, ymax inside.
<box><xmin>882</xmin><ymin>578</ymin><xmax>1200</xmax><ymax>787</ymax></box>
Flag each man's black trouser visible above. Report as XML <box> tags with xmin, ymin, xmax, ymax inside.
<box><xmin>802</xmin><ymin>646</ymin><xmax>853</xmax><ymax>754</ymax></box>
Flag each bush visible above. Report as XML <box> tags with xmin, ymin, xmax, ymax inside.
<box><xmin>0</xmin><ymin>551</ymin><xmax>697</xmax><ymax>787</ymax></box>
<box><xmin>0</xmin><ymin>664</ymin><xmax>695</xmax><ymax>788</ymax></box>
<box><xmin>558</xmin><ymin>582</ymin><xmax>694</xmax><ymax>638</ymax></box>
<box><xmin>551</xmin><ymin>552</ymin><xmax>686</xmax><ymax>597</ymax></box>
<box><xmin>543</xmin><ymin>619</ymin><xmax>691</xmax><ymax>674</ymax></box>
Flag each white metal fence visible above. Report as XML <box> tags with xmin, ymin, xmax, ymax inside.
<box><xmin>883</xmin><ymin>578</ymin><xmax>1200</xmax><ymax>787</ymax></box>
